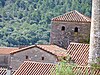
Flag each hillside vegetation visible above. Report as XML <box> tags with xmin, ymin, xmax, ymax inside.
<box><xmin>0</xmin><ymin>0</ymin><xmax>92</xmax><ymax>47</ymax></box>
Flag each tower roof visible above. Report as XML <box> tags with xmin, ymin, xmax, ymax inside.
<box><xmin>52</xmin><ymin>10</ymin><xmax>91</xmax><ymax>23</ymax></box>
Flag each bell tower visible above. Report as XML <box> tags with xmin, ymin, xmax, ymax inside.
<box><xmin>50</xmin><ymin>10</ymin><xmax>91</xmax><ymax>49</ymax></box>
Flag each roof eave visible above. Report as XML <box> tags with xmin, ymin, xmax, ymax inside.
<box><xmin>51</xmin><ymin>20</ymin><xmax>91</xmax><ymax>23</ymax></box>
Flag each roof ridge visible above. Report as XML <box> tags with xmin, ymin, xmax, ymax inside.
<box><xmin>52</xmin><ymin>10</ymin><xmax>74</xmax><ymax>20</ymax></box>
<box><xmin>10</xmin><ymin>45</ymin><xmax>35</xmax><ymax>54</ymax></box>
<box><xmin>24</xmin><ymin>61</ymin><xmax>56</xmax><ymax>65</ymax></box>
<box><xmin>70</xmin><ymin>42</ymin><xmax>89</xmax><ymax>45</ymax></box>
<box><xmin>75</xmin><ymin>10</ymin><xmax>91</xmax><ymax>22</ymax></box>
<box><xmin>0</xmin><ymin>47</ymin><xmax>18</xmax><ymax>48</ymax></box>
<box><xmin>10</xmin><ymin>44</ymin><xmax>67</xmax><ymax>57</ymax></box>
<box><xmin>37</xmin><ymin>44</ymin><xmax>66</xmax><ymax>50</ymax></box>
<box><xmin>36</xmin><ymin>45</ymin><xmax>67</xmax><ymax>57</ymax></box>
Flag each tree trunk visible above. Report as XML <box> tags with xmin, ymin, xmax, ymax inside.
<box><xmin>89</xmin><ymin>0</ymin><xmax>100</xmax><ymax>64</ymax></box>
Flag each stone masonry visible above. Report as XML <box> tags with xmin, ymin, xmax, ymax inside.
<box><xmin>50</xmin><ymin>10</ymin><xmax>91</xmax><ymax>49</ymax></box>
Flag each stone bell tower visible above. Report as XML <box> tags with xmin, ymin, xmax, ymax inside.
<box><xmin>50</xmin><ymin>10</ymin><xmax>91</xmax><ymax>49</ymax></box>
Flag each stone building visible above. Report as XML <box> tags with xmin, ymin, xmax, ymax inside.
<box><xmin>10</xmin><ymin>45</ymin><xmax>67</xmax><ymax>70</ymax></box>
<box><xmin>0</xmin><ymin>45</ymin><xmax>67</xmax><ymax>70</ymax></box>
<box><xmin>50</xmin><ymin>10</ymin><xmax>91</xmax><ymax>48</ymax></box>
<box><xmin>0</xmin><ymin>47</ymin><xmax>18</xmax><ymax>68</ymax></box>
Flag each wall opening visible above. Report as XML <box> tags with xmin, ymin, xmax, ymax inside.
<box><xmin>42</xmin><ymin>57</ymin><xmax>44</xmax><ymax>60</ymax></box>
<box><xmin>61</xmin><ymin>26</ymin><xmax>65</xmax><ymax>31</ymax></box>
<box><xmin>74</xmin><ymin>27</ymin><xmax>78</xmax><ymax>32</ymax></box>
<box><xmin>63</xmin><ymin>57</ymin><xmax>66</xmax><ymax>60</ymax></box>
<box><xmin>25</xmin><ymin>55</ymin><xmax>28</xmax><ymax>59</ymax></box>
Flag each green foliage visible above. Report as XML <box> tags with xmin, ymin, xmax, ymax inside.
<box><xmin>51</xmin><ymin>55</ymin><xmax>75</xmax><ymax>75</ymax></box>
<box><xmin>53</xmin><ymin>62</ymin><xmax>75</xmax><ymax>75</ymax></box>
<box><xmin>91</xmin><ymin>58</ymin><xmax>100</xmax><ymax>70</ymax></box>
<box><xmin>0</xmin><ymin>0</ymin><xmax>92</xmax><ymax>47</ymax></box>
<box><xmin>51</xmin><ymin>57</ymin><xmax>100</xmax><ymax>75</ymax></box>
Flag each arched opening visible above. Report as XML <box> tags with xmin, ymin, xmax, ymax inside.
<box><xmin>61</xmin><ymin>26</ymin><xmax>65</xmax><ymax>31</ymax></box>
<box><xmin>74</xmin><ymin>27</ymin><xmax>78</xmax><ymax>32</ymax></box>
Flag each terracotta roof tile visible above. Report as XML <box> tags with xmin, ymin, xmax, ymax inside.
<box><xmin>0</xmin><ymin>68</ymin><xmax>15</xmax><ymax>75</ymax></box>
<box><xmin>37</xmin><ymin>45</ymin><xmax>67</xmax><ymax>57</ymax></box>
<box><xmin>10</xmin><ymin>45</ymin><xmax>68</xmax><ymax>57</ymax></box>
<box><xmin>52</xmin><ymin>10</ymin><xmax>91</xmax><ymax>23</ymax></box>
<box><xmin>13</xmin><ymin>61</ymin><xmax>55</xmax><ymax>75</ymax></box>
<box><xmin>0</xmin><ymin>68</ymin><xmax>7</xmax><ymax>75</ymax></box>
<box><xmin>72</xmin><ymin>66</ymin><xmax>100</xmax><ymax>75</ymax></box>
<box><xmin>67</xmin><ymin>42</ymin><xmax>90</xmax><ymax>66</ymax></box>
<box><xmin>0</xmin><ymin>47</ymin><xmax>18</xmax><ymax>54</ymax></box>
<box><xmin>10</xmin><ymin>45</ymin><xmax>35</xmax><ymax>54</ymax></box>
<box><xmin>14</xmin><ymin>61</ymin><xmax>100</xmax><ymax>75</ymax></box>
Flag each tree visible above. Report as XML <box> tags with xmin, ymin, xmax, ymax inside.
<box><xmin>51</xmin><ymin>56</ymin><xmax>75</xmax><ymax>75</ymax></box>
<box><xmin>89</xmin><ymin>0</ymin><xmax>100</xmax><ymax>64</ymax></box>
<box><xmin>0</xmin><ymin>0</ymin><xmax>92</xmax><ymax>46</ymax></box>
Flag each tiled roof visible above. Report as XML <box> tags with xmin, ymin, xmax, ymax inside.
<box><xmin>10</xmin><ymin>45</ymin><xmax>68</xmax><ymax>57</ymax></box>
<box><xmin>72</xmin><ymin>66</ymin><xmax>100</xmax><ymax>75</ymax></box>
<box><xmin>0</xmin><ymin>47</ymin><xmax>18</xmax><ymax>54</ymax></box>
<box><xmin>14</xmin><ymin>61</ymin><xmax>100</xmax><ymax>75</ymax></box>
<box><xmin>67</xmin><ymin>42</ymin><xmax>90</xmax><ymax>66</ymax></box>
<box><xmin>0</xmin><ymin>68</ymin><xmax>7</xmax><ymax>75</ymax></box>
<box><xmin>37</xmin><ymin>45</ymin><xmax>67</xmax><ymax>57</ymax></box>
<box><xmin>10</xmin><ymin>45</ymin><xmax>35</xmax><ymax>54</ymax></box>
<box><xmin>13</xmin><ymin>61</ymin><xmax>55</xmax><ymax>75</ymax></box>
<box><xmin>52</xmin><ymin>10</ymin><xmax>91</xmax><ymax>23</ymax></box>
<box><xmin>0</xmin><ymin>68</ymin><xmax>15</xmax><ymax>75</ymax></box>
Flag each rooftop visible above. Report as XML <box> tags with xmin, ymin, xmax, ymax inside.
<box><xmin>10</xmin><ymin>45</ymin><xmax>68</xmax><ymax>57</ymax></box>
<box><xmin>67</xmin><ymin>42</ymin><xmax>90</xmax><ymax>66</ymax></box>
<box><xmin>14</xmin><ymin>61</ymin><xmax>100</xmax><ymax>75</ymax></box>
<box><xmin>0</xmin><ymin>68</ymin><xmax>15</xmax><ymax>75</ymax></box>
<box><xmin>13</xmin><ymin>61</ymin><xmax>55</xmax><ymax>75</ymax></box>
<box><xmin>0</xmin><ymin>47</ymin><xmax>18</xmax><ymax>54</ymax></box>
<box><xmin>52</xmin><ymin>10</ymin><xmax>91</xmax><ymax>23</ymax></box>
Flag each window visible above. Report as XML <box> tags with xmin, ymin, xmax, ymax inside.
<box><xmin>74</xmin><ymin>27</ymin><xmax>78</xmax><ymax>32</ymax></box>
<box><xmin>63</xmin><ymin>57</ymin><xmax>66</xmax><ymax>60</ymax></box>
<box><xmin>42</xmin><ymin>57</ymin><xmax>44</xmax><ymax>60</ymax></box>
<box><xmin>61</xmin><ymin>26</ymin><xmax>65</xmax><ymax>31</ymax></box>
<box><xmin>26</xmin><ymin>55</ymin><xmax>28</xmax><ymax>59</ymax></box>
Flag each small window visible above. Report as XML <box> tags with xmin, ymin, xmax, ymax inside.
<box><xmin>74</xmin><ymin>27</ymin><xmax>78</xmax><ymax>32</ymax></box>
<box><xmin>63</xmin><ymin>57</ymin><xmax>66</xmax><ymax>60</ymax></box>
<box><xmin>26</xmin><ymin>55</ymin><xmax>28</xmax><ymax>59</ymax></box>
<box><xmin>42</xmin><ymin>57</ymin><xmax>44</xmax><ymax>60</ymax></box>
<box><xmin>61</xmin><ymin>26</ymin><xmax>65</xmax><ymax>31</ymax></box>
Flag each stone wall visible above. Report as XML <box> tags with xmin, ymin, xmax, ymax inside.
<box><xmin>50</xmin><ymin>21</ymin><xmax>91</xmax><ymax>48</ymax></box>
<box><xmin>0</xmin><ymin>55</ymin><xmax>9</xmax><ymax>67</ymax></box>
<box><xmin>10</xmin><ymin>47</ymin><xmax>57</xmax><ymax>70</ymax></box>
